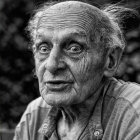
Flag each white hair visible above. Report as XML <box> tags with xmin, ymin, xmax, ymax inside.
<box><xmin>27</xmin><ymin>1</ymin><xmax>138</xmax><ymax>52</ymax></box>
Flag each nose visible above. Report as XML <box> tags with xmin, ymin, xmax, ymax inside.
<box><xmin>44</xmin><ymin>47</ymin><xmax>66</xmax><ymax>74</ymax></box>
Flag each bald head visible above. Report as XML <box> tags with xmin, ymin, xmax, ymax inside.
<box><xmin>28</xmin><ymin>0</ymin><xmax>125</xmax><ymax>51</ymax></box>
<box><xmin>37</xmin><ymin>1</ymin><xmax>110</xmax><ymax>38</ymax></box>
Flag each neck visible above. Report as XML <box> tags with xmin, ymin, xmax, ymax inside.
<box><xmin>58</xmin><ymin>78</ymin><xmax>106</xmax><ymax>128</ymax></box>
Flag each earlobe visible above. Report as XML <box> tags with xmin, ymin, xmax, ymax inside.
<box><xmin>104</xmin><ymin>47</ymin><xmax>123</xmax><ymax>77</ymax></box>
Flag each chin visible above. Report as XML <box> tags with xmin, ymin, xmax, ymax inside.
<box><xmin>42</xmin><ymin>93</ymin><xmax>77</xmax><ymax>107</ymax></box>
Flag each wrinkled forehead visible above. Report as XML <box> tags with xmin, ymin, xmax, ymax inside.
<box><xmin>37</xmin><ymin>1</ymin><xmax>106</xmax><ymax>34</ymax></box>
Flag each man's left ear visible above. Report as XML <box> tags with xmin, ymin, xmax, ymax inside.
<box><xmin>104</xmin><ymin>47</ymin><xmax>123</xmax><ymax>77</ymax></box>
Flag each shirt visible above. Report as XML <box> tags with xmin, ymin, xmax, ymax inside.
<box><xmin>13</xmin><ymin>78</ymin><xmax>140</xmax><ymax>140</ymax></box>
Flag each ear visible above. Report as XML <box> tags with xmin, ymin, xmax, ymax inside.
<box><xmin>104</xmin><ymin>47</ymin><xmax>123</xmax><ymax>77</ymax></box>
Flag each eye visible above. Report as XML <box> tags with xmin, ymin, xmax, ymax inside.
<box><xmin>38</xmin><ymin>43</ymin><xmax>51</xmax><ymax>54</ymax></box>
<box><xmin>65</xmin><ymin>43</ymin><xmax>83</xmax><ymax>54</ymax></box>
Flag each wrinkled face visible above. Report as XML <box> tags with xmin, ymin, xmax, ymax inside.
<box><xmin>34</xmin><ymin>2</ymin><xmax>107</xmax><ymax>106</ymax></box>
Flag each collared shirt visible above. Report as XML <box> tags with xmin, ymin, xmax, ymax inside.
<box><xmin>13</xmin><ymin>78</ymin><xmax>140</xmax><ymax>140</ymax></box>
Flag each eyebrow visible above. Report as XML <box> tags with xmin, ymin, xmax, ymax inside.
<box><xmin>62</xmin><ymin>30</ymin><xmax>88</xmax><ymax>43</ymax></box>
<box><xmin>65</xmin><ymin>30</ymin><xmax>87</xmax><ymax>38</ymax></box>
<box><xmin>34</xmin><ymin>30</ymin><xmax>89</xmax><ymax>50</ymax></box>
<box><xmin>59</xmin><ymin>31</ymin><xmax>87</xmax><ymax>47</ymax></box>
<box><xmin>36</xmin><ymin>30</ymin><xmax>87</xmax><ymax>40</ymax></box>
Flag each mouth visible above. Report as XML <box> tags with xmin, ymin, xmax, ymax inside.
<box><xmin>45</xmin><ymin>80</ymin><xmax>73</xmax><ymax>91</ymax></box>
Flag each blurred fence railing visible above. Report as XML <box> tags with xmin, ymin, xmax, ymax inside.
<box><xmin>0</xmin><ymin>129</ymin><xmax>14</xmax><ymax>140</ymax></box>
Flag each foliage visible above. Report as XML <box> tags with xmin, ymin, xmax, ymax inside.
<box><xmin>0</xmin><ymin>0</ymin><xmax>38</xmax><ymax>129</ymax></box>
<box><xmin>0</xmin><ymin>0</ymin><xmax>140</xmax><ymax>129</ymax></box>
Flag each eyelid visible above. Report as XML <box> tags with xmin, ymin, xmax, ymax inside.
<box><xmin>36</xmin><ymin>41</ymin><xmax>50</xmax><ymax>49</ymax></box>
<box><xmin>66</xmin><ymin>40</ymin><xmax>77</xmax><ymax>46</ymax></box>
<box><xmin>68</xmin><ymin>42</ymin><xmax>82</xmax><ymax>50</ymax></box>
<box><xmin>67</xmin><ymin>41</ymin><xmax>89</xmax><ymax>51</ymax></box>
<box><xmin>63</xmin><ymin>41</ymin><xmax>86</xmax><ymax>56</ymax></box>
<box><xmin>64</xmin><ymin>40</ymin><xmax>82</xmax><ymax>47</ymax></box>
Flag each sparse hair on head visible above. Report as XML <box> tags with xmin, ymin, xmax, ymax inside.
<box><xmin>27</xmin><ymin>0</ymin><xmax>139</xmax><ymax>53</ymax></box>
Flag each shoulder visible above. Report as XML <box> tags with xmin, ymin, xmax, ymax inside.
<box><xmin>103</xmin><ymin>78</ymin><xmax>140</xmax><ymax>140</ymax></box>
<box><xmin>17</xmin><ymin>97</ymin><xmax>51</xmax><ymax>127</ymax></box>
<box><xmin>106</xmin><ymin>78</ymin><xmax>140</xmax><ymax>115</ymax></box>
<box><xmin>14</xmin><ymin>97</ymin><xmax>50</xmax><ymax>139</ymax></box>
<box><xmin>25</xmin><ymin>96</ymin><xmax>50</xmax><ymax>112</ymax></box>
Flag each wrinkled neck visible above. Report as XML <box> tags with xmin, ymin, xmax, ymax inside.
<box><xmin>58</xmin><ymin>78</ymin><xmax>106</xmax><ymax>127</ymax></box>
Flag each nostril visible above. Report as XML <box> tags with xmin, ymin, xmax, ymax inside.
<box><xmin>45</xmin><ymin>57</ymin><xmax>66</xmax><ymax>74</ymax></box>
<box><xmin>45</xmin><ymin>58</ymin><xmax>58</xmax><ymax>72</ymax></box>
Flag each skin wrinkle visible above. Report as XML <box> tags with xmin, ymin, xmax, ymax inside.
<box><xmin>59</xmin><ymin>103</ymin><xmax>89</xmax><ymax>125</ymax></box>
<box><xmin>35</xmin><ymin>29</ymin><xmax>89</xmax><ymax>50</ymax></box>
<box><xmin>35</xmin><ymin>21</ymin><xmax>110</xmax><ymax>53</ymax></box>
<box><xmin>36</xmin><ymin>30</ymin><xmax>87</xmax><ymax>40</ymax></box>
<box><xmin>33</xmin><ymin>1</ymin><xmax>115</xmax><ymax>139</ymax></box>
<box><xmin>38</xmin><ymin>7</ymin><xmax>100</xmax><ymax>93</ymax></box>
<box><xmin>79</xmin><ymin>54</ymin><xmax>88</xmax><ymax>79</ymax></box>
<box><xmin>36</xmin><ymin>3</ymin><xmax>112</xmax><ymax>47</ymax></box>
<box><xmin>39</xmin><ymin>11</ymin><xmax>94</xmax><ymax>26</ymax></box>
<box><xmin>29</xmin><ymin>1</ymin><xmax>124</xmax><ymax>52</ymax></box>
<box><xmin>38</xmin><ymin>19</ymin><xmax>103</xmax><ymax>45</ymax></box>
<box><xmin>35</xmin><ymin>29</ymin><xmax>88</xmax><ymax>88</ymax></box>
<box><xmin>38</xmin><ymin>22</ymin><xmax>90</xmax><ymax>38</ymax></box>
<box><xmin>20</xmin><ymin>1</ymin><xmax>130</xmax><ymax>139</ymax></box>
<box><xmin>63</xmin><ymin>38</ymin><xmax>89</xmax><ymax>87</ymax></box>
<box><xmin>60</xmin><ymin>107</ymin><xmax>76</xmax><ymax>124</ymax></box>
<box><xmin>67</xmin><ymin>48</ymin><xmax>104</xmax><ymax>103</ymax></box>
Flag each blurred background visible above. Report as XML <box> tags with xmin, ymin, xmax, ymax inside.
<box><xmin>0</xmin><ymin>0</ymin><xmax>140</xmax><ymax>137</ymax></box>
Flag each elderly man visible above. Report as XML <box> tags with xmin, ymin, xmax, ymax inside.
<box><xmin>14</xmin><ymin>0</ymin><xmax>140</xmax><ymax>140</ymax></box>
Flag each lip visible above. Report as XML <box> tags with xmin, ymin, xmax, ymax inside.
<box><xmin>45</xmin><ymin>80</ymin><xmax>73</xmax><ymax>91</ymax></box>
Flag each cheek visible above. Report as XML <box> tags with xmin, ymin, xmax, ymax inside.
<box><xmin>69</xmin><ymin>54</ymin><xmax>105</xmax><ymax>102</ymax></box>
<box><xmin>34</xmin><ymin>57</ymin><xmax>46</xmax><ymax>83</ymax></box>
<box><xmin>72</xmin><ymin>53</ymin><xmax>103</xmax><ymax>83</ymax></box>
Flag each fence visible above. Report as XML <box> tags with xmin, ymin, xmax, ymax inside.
<box><xmin>0</xmin><ymin>129</ymin><xmax>14</xmax><ymax>140</ymax></box>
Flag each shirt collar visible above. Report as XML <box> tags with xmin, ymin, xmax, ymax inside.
<box><xmin>86</xmin><ymin>78</ymin><xmax>111</xmax><ymax>140</ymax></box>
<box><xmin>38</xmin><ymin>77</ymin><xmax>111</xmax><ymax>139</ymax></box>
<box><xmin>38</xmin><ymin>106</ymin><xmax>60</xmax><ymax>138</ymax></box>
<box><xmin>86</xmin><ymin>93</ymin><xmax>104</xmax><ymax>139</ymax></box>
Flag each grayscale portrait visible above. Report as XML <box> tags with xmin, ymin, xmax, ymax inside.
<box><xmin>0</xmin><ymin>0</ymin><xmax>140</xmax><ymax>140</ymax></box>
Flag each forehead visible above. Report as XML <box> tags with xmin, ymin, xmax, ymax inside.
<box><xmin>37</xmin><ymin>1</ymin><xmax>105</xmax><ymax>35</ymax></box>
